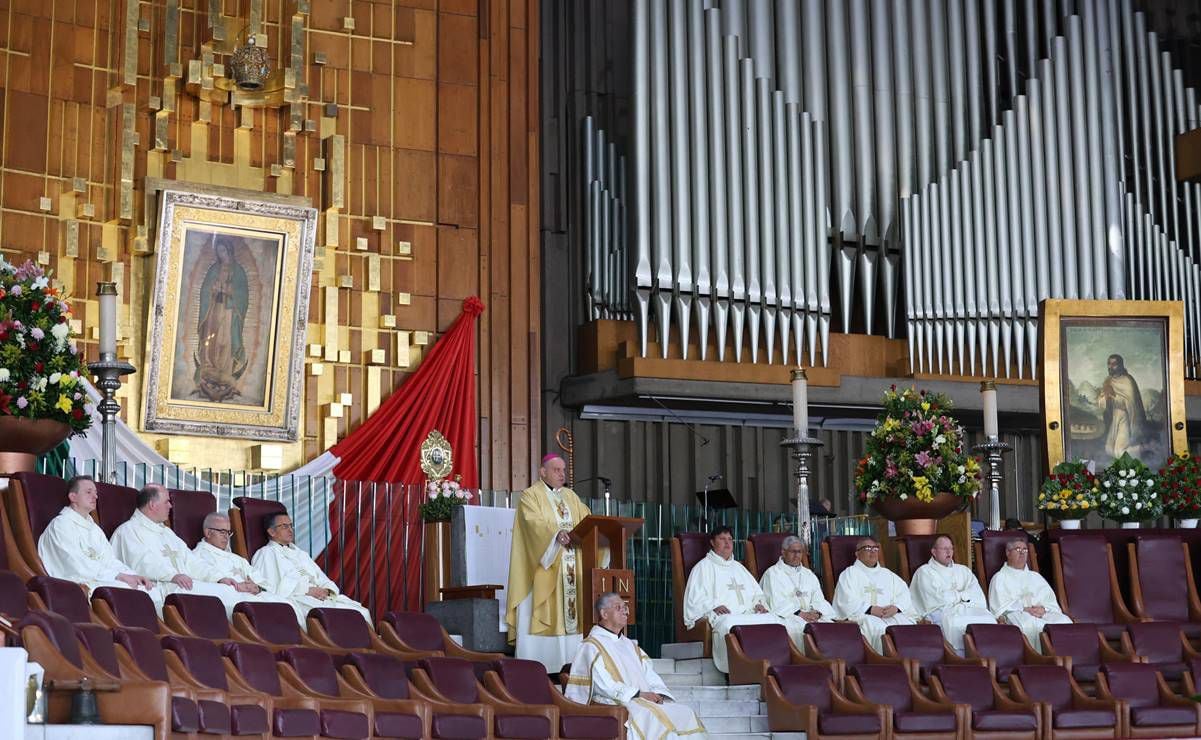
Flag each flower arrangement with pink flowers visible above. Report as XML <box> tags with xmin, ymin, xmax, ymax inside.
<box><xmin>0</xmin><ymin>258</ymin><xmax>91</xmax><ymax>434</ymax></box>
<box><xmin>419</xmin><ymin>476</ymin><xmax>474</xmax><ymax>522</ymax></box>
<box><xmin>854</xmin><ymin>385</ymin><xmax>981</xmax><ymax>505</ymax></box>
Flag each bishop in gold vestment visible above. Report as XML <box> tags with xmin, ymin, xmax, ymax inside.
<box><xmin>505</xmin><ymin>453</ymin><xmax>592</xmax><ymax>671</ymax></box>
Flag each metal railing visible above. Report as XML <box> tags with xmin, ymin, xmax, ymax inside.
<box><xmin>64</xmin><ymin>460</ymin><xmax>870</xmax><ymax>656</ymax></box>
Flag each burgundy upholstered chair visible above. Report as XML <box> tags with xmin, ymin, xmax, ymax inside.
<box><xmin>726</xmin><ymin>622</ymin><xmax>845</xmax><ymax>687</ymax></box>
<box><xmin>964</xmin><ymin>623</ymin><xmax>1063</xmax><ymax>682</ymax></box>
<box><xmin>974</xmin><ymin>531</ymin><xmax>1041</xmax><ymax>591</ymax></box>
<box><xmin>378</xmin><ymin>611</ymin><xmax>501</xmax><ymax>665</ymax></box>
<box><xmin>1128</xmin><ymin>535</ymin><xmax>1201</xmax><ymax>639</ymax></box>
<box><xmin>163</xmin><ymin>593</ymin><xmax>234</xmax><ymax>640</ymax></box>
<box><xmin>91</xmin><ymin>586</ymin><xmax>168</xmax><ymax>634</ymax></box>
<box><xmin>1119</xmin><ymin>622</ymin><xmax>1200</xmax><ymax>683</ymax></box>
<box><xmin>0</xmin><ymin>487</ymin><xmax>37</xmax><ymax>581</ymax></box>
<box><xmin>1008</xmin><ymin>664</ymin><xmax>1123</xmax><ymax>739</ymax></box>
<box><xmin>307</xmin><ymin>607</ymin><xmax>427</xmax><ymax>659</ymax></box>
<box><xmin>1051</xmin><ymin>537</ymin><xmax>1141</xmax><ymax>640</ymax></box>
<box><xmin>410</xmin><ymin>656</ymin><xmax>558</xmax><ymax>739</ymax></box>
<box><xmin>5</xmin><ymin>471</ymin><xmax>72</xmax><ymax>574</ymax></box>
<box><xmin>1042</xmin><ymin>623</ymin><xmax>1138</xmax><ymax>685</ymax></box>
<box><xmin>803</xmin><ymin>622</ymin><xmax>916</xmax><ymax>680</ymax></box>
<box><xmin>1096</xmin><ymin>662</ymin><xmax>1201</xmax><ymax>737</ymax></box>
<box><xmin>820</xmin><ymin>535</ymin><xmax>879</xmax><ymax>601</ymax></box>
<box><xmin>0</xmin><ymin>570</ymin><xmax>29</xmax><ymax>620</ymax></box>
<box><xmin>229</xmin><ymin>496</ymin><xmax>287</xmax><ymax>560</ymax></box>
<box><xmin>167</xmin><ymin>488</ymin><xmax>217</xmax><ymax>548</ymax></box>
<box><xmin>220</xmin><ymin>642</ymin><xmax>324</xmax><ymax>737</ymax></box>
<box><xmin>276</xmin><ymin>646</ymin><xmax>428</xmax><ymax>739</ymax></box>
<box><xmin>844</xmin><ymin>663</ymin><xmax>964</xmax><ymax>738</ymax></box>
<box><xmin>484</xmin><ymin>658</ymin><xmax>627</xmax><ymax>739</ymax></box>
<box><xmin>274</xmin><ymin>647</ymin><xmax>375</xmax><ymax>739</ymax></box>
<box><xmin>161</xmin><ymin>635</ymin><xmax>270</xmax><ymax>736</ymax></box>
<box><xmin>112</xmin><ymin>625</ymin><xmax>232</xmax><ymax>735</ymax></box>
<box><xmin>929</xmin><ymin>664</ymin><xmax>1040</xmax><ymax>738</ymax></box>
<box><xmin>883</xmin><ymin>624</ymin><xmax>988</xmax><ymax>683</ymax></box>
<box><xmin>338</xmin><ymin>651</ymin><xmax>491</xmax><ymax>739</ymax></box>
<box><xmin>894</xmin><ymin>535</ymin><xmax>938</xmax><ymax>582</ymax></box>
<box><xmin>26</xmin><ymin>575</ymin><xmax>92</xmax><ymax>624</ymax></box>
<box><xmin>72</xmin><ymin>622</ymin><xmax>123</xmax><ymax>677</ymax></box>
<box><xmin>17</xmin><ymin>610</ymin><xmax>183</xmax><ymax>736</ymax></box>
<box><xmin>93</xmin><ymin>480</ymin><xmax>138</xmax><ymax>538</ymax></box>
<box><xmin>671</xmin><ymin>532</ymin><xmax>713</xmax><ymax>651</ymax></box>
<box><xmin>232</xmin><ymin>600</ymin><xmax>322</xmax><ymax>648</ymax></box>
<box><xmin>745</xmin><ymin>531</ymin><xmax>806</xmax><ymax>579</ymax></box>
<box><xmin>762</xmin><ymin>664</ymin><xmax>886</xmax><ymax>738</ymax></box>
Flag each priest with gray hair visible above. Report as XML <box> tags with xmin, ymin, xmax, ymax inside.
<box><xmin>565</xmin><ymin>592</ymin><xmax>707</xmax><ymax>739</ymax></box>
<box><xmin>189</xmin><ymin>511</ymin><xmax>302</xmax><ymax>622</ymax></box>
<box><xmin>759</xmin><ymin>535</ymin><xmax>833</xmax><ymax>623</ymax></box>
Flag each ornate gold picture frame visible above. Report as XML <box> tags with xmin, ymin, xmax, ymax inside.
<box><xmin>1040</xmin><ymin>299</ymin><xmax>1188</xmax><ymax>471</ymax></box>
<box><xmin>143</xmin><ymin>183</ymin><xmax>316</xmax><ymax>441</ymax></box>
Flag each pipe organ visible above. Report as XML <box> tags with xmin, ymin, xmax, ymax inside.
<box><xmin>583</xmin><ymin>0</ymin><xmax>1201</xmax><ymax>380</ymax></box>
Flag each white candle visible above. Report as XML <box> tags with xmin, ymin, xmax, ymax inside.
<box><xmin>98</xmin><ymin>282</ymin><xmax>117</xmax><ymax>358</ymax></box>
<box><xmin>791</xmin><ymin>368</ymin><xmax>808</xmax><ymax>436</ymax></box>
<box><xmin>981</xmin><ymin>380</ymin><xmax>999</xmax><ymax>439</ymax></box>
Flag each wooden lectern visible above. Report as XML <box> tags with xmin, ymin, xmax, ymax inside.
<box><xmin>569</xmin><ymin>515</ymin><xmax>643</xmax><ymax>634</ymax></box>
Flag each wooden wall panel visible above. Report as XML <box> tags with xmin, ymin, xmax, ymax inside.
<box><xmin>0</xmin><ymin>0</ymin><xmax>541</xmax><ymax>484</ymax></box>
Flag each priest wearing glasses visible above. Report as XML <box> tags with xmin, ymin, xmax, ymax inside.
<box><xmin>832</xmin><ymin>536</ymin><xmax>915</xmax><ymax>651</ymax></box>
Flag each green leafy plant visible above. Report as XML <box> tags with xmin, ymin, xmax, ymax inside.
<box><xmin>854</xmin><ymin>386</ymin><xmax>981</xmax><ymax>506</ymax></box>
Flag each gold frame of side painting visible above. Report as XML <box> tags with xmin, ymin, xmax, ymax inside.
<box><xmin>142</xmin><ymin>183</ymin><xmax>317</xmax><ymax>441</ymax></box>
<box><xmin>1040</xmin><ymin>299</ymin><xmax>1188</xmax><ymax>472</ymax></box>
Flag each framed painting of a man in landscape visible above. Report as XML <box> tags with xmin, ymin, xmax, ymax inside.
<box><xmin>143</xmin><ymin>184</ymin><xmax>317</xmax><ymax>441</ymax></box>
<box><xmin>1041</xmin><ymin>299</ymin><xmax>1187</xmax><ymax>471</ymax></box>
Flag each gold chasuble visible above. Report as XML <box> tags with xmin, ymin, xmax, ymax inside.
<box><xmin>506</xmin><ymin>481</ymin><xmax>592</xmax><ymax>648</ymax></box>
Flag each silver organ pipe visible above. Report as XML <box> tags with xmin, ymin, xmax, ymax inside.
<box><xmin>601</xmin><ymin>0</ymin><xmax>1200</xmax><ymax>378</ymax></box>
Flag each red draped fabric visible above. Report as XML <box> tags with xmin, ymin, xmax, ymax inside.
<box><xmin>325</xmin><ymin>296</ymin><xmax>483</xmax><ymax>613</ymax></box>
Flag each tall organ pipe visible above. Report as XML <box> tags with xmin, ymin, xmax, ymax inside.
<box><xmin>632</xmin><ymin>0</ymin><xmax>651</xmax><ymax>356</ymax></box>
<box><xmin>668</xmin><ymin>0</ymin><xmax>692</xmax><ymax>357</ymax></box>
<box><xmin>688</xmin><ymin>0</ymin><xmax>712</xmax><ymax>359</ymax></box>
<box><xmin>705</xmin><ymin>10</ymin><xmax>730</xmax><ymax>360</ymax></box>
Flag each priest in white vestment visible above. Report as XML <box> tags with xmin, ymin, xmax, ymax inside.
<box><xmin>110</xmin><ymin>485</ymin><xmax>256</xmax><ymax>618</ymax></box>
<box><xmin>987</xmin><ymin>539</ymin><xmax>1071</xmax><ymax>652</ymax></box>
<box><xmin>683</xmin><ymin>526</ymin><xmax>805</xmax><ymax>673</ymax></box>
<box><xmin>759</xmin><ymin>535</ymin><xmax>834</xmax><ymax>623</ymax></box>
<box><xmin>189</xmin><ymin>512</ymin><xmax>303</xmax><ymax>622</ymax></box>
<box><xmin>909</xmin><ymin>535</ymin><xmax>996</xmax><ymax>652</ymax></box>
<box><xmin>505</xmin><ymin>453</ymin><xmax>593</xmax><ymax>671</ymax></box>
<box><xmin>833</xmin><ymin>537</ymin><xmax>916</xmax><ymax>652</ymax></box>
<box><xmin>37</xmin><ymin>476</ymin><xmax>161</xmax><ymax>605</ymax></box>
<box><xmin>566</xmin><ymin>592</ymin><xmax>707</xmax><ymax>739</ymax></box>
<box><xmin>251</xmin><ymin>510</ymin><xmax>371</xmax><ymax>623</ymax></box>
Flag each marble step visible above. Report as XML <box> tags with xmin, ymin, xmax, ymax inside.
<box><xmin>692</xmin><ymin>699</ymin><xmax>762</xmax><ymax>718</ymax></box>
<box><xmin>662</xmin><ymin>670</ymin><xmax>728</xmax><ymax>687</ymax></box>
<box><xmin>659</xmin><ymin>641</ymin><xmax>705</xmax><ymax>660</ymax></box>
<box><xmin>669</xmin><ymin>685</ymin><xmax>762</xmax><ymax>702</ymax></box>
<box><xmin>700</xmin><ymin>714</ymin><xmax>772</xmax><ymax>733</ymax></box>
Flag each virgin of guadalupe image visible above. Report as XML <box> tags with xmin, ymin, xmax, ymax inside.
<box><xmin>194</xmin><ymin>235</ymin><xmax>250</xmax><ymax>402</ymax></box>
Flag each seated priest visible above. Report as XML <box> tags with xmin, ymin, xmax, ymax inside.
<box><xmin>833</xmin><ymin>537</ymin><xmax>916</xmax><ymax>652</ymax></box>
<box><xmin>683</xmin><ymin>525</ymin><xmax>805</xmax><ymax>673</ymax></box>
<box><xmin>111</xmin><ymin>484</ymin><xmax>260</xmax><ymax>617</ymax></box>
<box><xmin>251</xmin><ymin>510</ymin><xmax>371</xmax><ymax>623</ymax></box>
<box><xmin>759</xmin><ymin>535</ymin><xmax>834</xmax><ymax>624</ymax></box>
<box><xmin>189</xmin><ymin>512</ymin><xmax>304</xmax><ymax>623</ymax></box>
<box><xmin>987</xmin><ymin>539</ymin><xmax>1071</xmax><ymax>651</ymax></box>
<box><xmin>909</xmin><ymin>534</ymin><xmax>996</xmax><ymax>653</ymax></box>
<box><xmin>566</xmin><ymin>592</ymin><xmax>707</xmax><ymax>739</ymax></box>
<box><xmin>37</xmin><ymin>476</ymin><xmax>160</xmax><ymax>604</ymax></box>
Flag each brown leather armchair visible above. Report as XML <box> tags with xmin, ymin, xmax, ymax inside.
<box><xmin>18</xmin><ymin>610</ymin><xmax>179</xmax><ymax>737</ymax></box>
<box><xmin>1095</xmin><ymin>662</ymin><xmax>1201</xmax><ymax>738</ymax></box>
<box><xmin>162</xmin><ymin>593</ymin><xmax>238</xmax><ymax>641</ymax></box>
<box><xmin>305</xmin><ymin>607</ymin><xmax>433</xmax><ymax>661</ymax></box>
<box><xmin>821</xmin><ymin>535</ymin><xmax>881</xmax><ymax>601</ymax></box>
<box><xmin>1008</xmin><ymin>664</ymin><xmax>1125</xmax><ymax>739</ymax></box>
<box><xmin>927</xmin><ymin>664</ymin><xmax>1041</xmax><ymax>739</ymax></box>
<box><xmin>843</xmin><ymin>663</ymin><xmax>967</xmax><ymax>739</ymax></box>
<box><xmin>803</xmin><ymin>622</ymin><xmax>918</xmax><ymax>683</ymax></box>
<box><xmin>882</xmin><ymin>624</ymin><xmax>990</xmax><ymax>684</ymax></box>
<box><xmin>482</xmin><ymin>658</ymin><xmax>627</xmax><ymax>739</ymax></box>
<box><xmin>964</xmin><ymin>623</ymin><xmax>1064</xmax><ymax>683</ymax></box>
<box><xmin>228</xmin><ymin>496</ymin><xmax>287</xmax><ymax>560</ymax></box>
<box><xmin>377</xmin><ymin>610</ymin><xmax>499</xmax><ymax>663</ymax></box>
<box><xmin>161</xmin><ymin>635</ymin><xmax>272</xmax><ymax>736</ymax></box>
<box><xmin>1051</xmin><ymin>537</ymin><xmax>1143</xmax><ymax>641</ymax></box>
<box><xmin>725</xmin><ymin>622</ymin><xmax>845</xmax><ymax>688</ymax></box>
<box><xmin>230</xmin><ymin>600</ymin><xmax>328</xmax><ymax>650</ymax></box>
<box><xmin>763</xmin><ymin>664</ymin><xmax>888</xmax><ymax>738</ymax></box>
<box><xmin>893</xmin><ymin>535</ymin><xmax>939</xmax><ymax>583</ymax></box>
<box><xmin>670</xmin><ymin>532</ymin><xmax>712</xmax><ymax>654</ymax></box>
<box><xmin>411</xmin><ymin>656</ymin><xmax>559</xmax><ymax>738</ymax></box>
<box><xmin>3</xmin><ymin>471</ymin><xmax>73</xmax><ymax>576</ymax></box>
<box><xmin>1127</xmin><ymin>536</ymin><xmax>1201</xmax><ymax>639</ymax></box>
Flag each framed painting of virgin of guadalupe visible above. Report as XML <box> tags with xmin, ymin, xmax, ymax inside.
<box><xmin>143</xmin><ymin>183</ymin><xmax>316</xmax><ymax>441</ymax></box>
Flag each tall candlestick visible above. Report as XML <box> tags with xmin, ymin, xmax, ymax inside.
<box><xmin>97</xmin><ymin>282</ymin><xmax>117</xmax><ymax>359</ymax></box>
<box><xmin>981</xmin><ymin>380</ymin><xmax>999</xmax><ymax>439</ymax></box>
<box><xmin>791</xmin><ymin>367</ymin><xmax>808</xmax><ymax>434</ymax></box>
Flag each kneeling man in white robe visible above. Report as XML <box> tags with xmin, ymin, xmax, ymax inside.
<box><xmin>252</xmin><ymin>511</ymin><xmax>371</xmax><ymax>623</ymax></box>
<box><xmin>759</xmin><ymin>535</ymin><xmax>834</xmax><ymax>624</ymax></box>
<box><xmin>683</xmin><ymin>526</ymin><xmax>805</xmax><ymax>673</ymax></box>
<box><xmin>38</xmin><ymin>476</ymin><xmax>160</xmax><ymax>605</ymax></box>
<box><xmin>833</xmin><ymin>537</ymin><xmax>916</xmax><ymax>652</ymax></box>
<box><xmin>111</xmin><ymin>484</ymin><xmax>255</xmax><ymax>618</ymax></box>
<box><xmin>189</xmin><ymin>512</ymin><xmax>303</xmax><ymax>622</ymax></box>
<box><xmin>909</xmin><ymin>535</ymin><xmax>996</xmax><ymax>653</ymax></box>
<box><xmin>567</xmin><ymin>592</ymin><xmax>707</xmax><ymax>739</ymax></box>
<box><xmin>988</xmin><ymin>539</ymin><xmax>1071</xmax><ymax>652</ymax></box>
